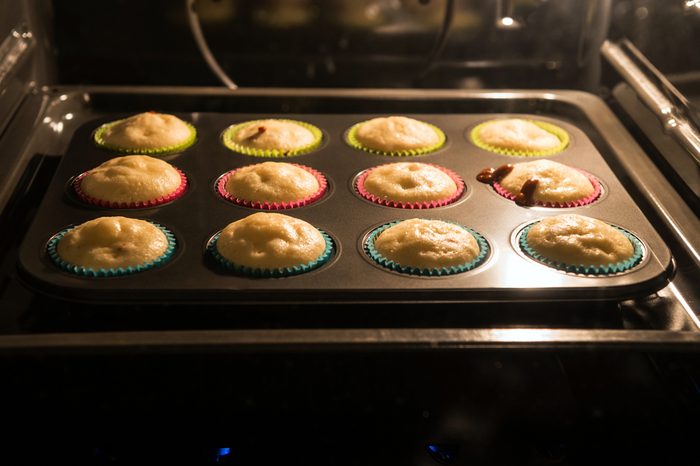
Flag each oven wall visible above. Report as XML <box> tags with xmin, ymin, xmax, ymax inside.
<box><xmin>48</xmin><ymin>0</ymin><xmax>612</xmax><ymax>90</ymax></box>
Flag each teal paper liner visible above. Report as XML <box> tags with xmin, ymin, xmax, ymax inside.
<box><xmin>365</xmin><ymin>220</ymin><xmax>489</xmax><ymax>276</ymax></box>
<box><xmin>518</xmin><ymin>222</ymin><xmax>644</xmax><ymax>275</ymax></box>
<box><xmin>208</xmin><ymin>230</ymin><xmax>334</xmax><ymax>277</ymax></box>
<box><xmin>47</xmin><ymin>221</ymin><xmax>176</xmax><ymax>277</ymax></box>
<box><xmin>93</xmin><ymin>119</ymin><xmax>197</xmax><ymax>155</ymax></box>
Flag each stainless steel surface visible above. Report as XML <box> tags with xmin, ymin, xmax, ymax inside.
<box><xmin>602</xmin><ymin>40</ymin><xmax>700</xmax><ymax>166</ymax></box>
<box><xmin>1</xmin><ymin>327</ymin><xmax>700</xmax><ymax>353</ymax></box>
<box><xmin>612</xmin><ymin>81</ymin><xmax>700</xmax><ymax>201</ymax></box>
<box><xmin>0</xmin><ymin>85</ymin><xmax>696</xmax><ymax>351</ymax></box>
<box><xmin>16</xmin><ymin>90</ymin><xmax>673</xmax><ymax>303</ymax></box>
<box><xmin>0</xmin><ymin>26</ymin><xmax>33</xmax><ymax>89</ymax></box>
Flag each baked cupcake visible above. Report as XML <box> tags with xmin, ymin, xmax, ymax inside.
<box><xmin>47</xmin><ymin>216</ymin><xmax>176</xmax><ymax>277</ymax></box>
<box><xmin>365</xmin><ymin>218</ymin><xmax>488</xmax><ymax>276</ymax></box>
<box><xmin>519</xmin><ymin>214</ymin><xmax>644</xmax><ymax>275</ymax></box>
<box><xmin>217</xmin><ymin>162</ymin><xmax>327</xmax><ymax>209</ymax></box>
<box><xmin>73</xmin><ymin>155</ymin><xmax>187</xmax><ymax>208</ymax></box>
<box><xmin>94</xmin><ymin>112</ymin><xmax>196</xmax><ymax>155</ymax></box>
<box><xmin>347</xmin><ymin>116</ymin><xmax>446</xmax><ymax>156</ymax></box>
<box><xmin>476</xmin><ymin>159</ymin><xmax>600</xmax><ymax>207</ymax></box>
<box><xmin>470</xmin><ymin>118</ymin><xmax>569</xmax><ymax>156</ymax></box>
<box><xmin>222</xmin><ymin>119</ymin><xmax>323</xmax><ymax>157</ymax></box>
<box><xmin>356</xmin><ymin>162</ymin><xmax>464</xmax><ymax>208</ymax></box>
<box><xmin>209</xmin><ymin>212</ymin><xmax>333</xmax><ymax>276</ymax></box>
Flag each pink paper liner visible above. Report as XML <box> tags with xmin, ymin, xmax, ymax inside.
<box><xmin>73</xmin><ymin>168</ymin><xmax>188</xmax><ymax>209</ymax></box>
<box><xmin>216</xmin><ymin>163</ymin><xmax>328</xmax><ymax>210</ymax></box>
<box><xmin>355</xmin><ymin>163</ymin><xmax>465</xmax><ymax>209</ymax></box>
<box><xmin>492</xmin><ymin>169</ymin><xmax>601</xmax><ymax>208</ymax></box>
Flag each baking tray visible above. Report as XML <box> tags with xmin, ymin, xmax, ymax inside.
<box><xmin>16</xmin><ymin>89</ymin><xmax>674</xmax><ymax>303</ymax></box>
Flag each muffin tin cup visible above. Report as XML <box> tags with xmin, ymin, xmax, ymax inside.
<box><xmin>470</xmin><ymin>119</ymin><xmax>570</xmax><ymax>157</ymax></box>
<box><xmin>216</xmin><ymin>163</ymin><xmax>328</xmax><ymax>210</ymax></box>
<box><xmin>47</xmin><ymin>221</ymin><xmax>177</xmax><ymax>277</ymax></box>
<box><xmin>207</xmin><ymin>230</ymin><xmax>334</xmax><ymax>277</ymax></box>
<box><xmin>345</xmin><ymin>121</ymin><xmax>446</xmax><ymax>157</ymax></box>
<box><xmin>491</xmin><ymin>170</ymin><xmax>602</xmax><ymax>208</ymax></box>
<box><xmin>222</xmin><ymin>119</ymin><xmax>323</xmax><ymax>157</ymax></box>
<box><xmin>355</xmin><ymin>163</ymin><xmax>465</xmax><ymax>209</ymax></box>
<box><xmin>72</xmin><ymin>168</ymin><xmax>189</xmax><ymax>209</ymax></box>
<box><xmin>93</xmin><ymin>119</ymin><xmax>197</xmax><ymax>155</ymax></box>
<box><xmin>364</xmin><ymin>220</ymin><xmax>489</xmax><ymax>276</ymax></box>
<box><xmin>517</xmin><ymin>221</ymin><xmax>645</xmax><ymax>276</ymax></box>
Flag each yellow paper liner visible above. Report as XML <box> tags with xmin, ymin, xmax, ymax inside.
<box><xmin>470</xmin><ymin>119</ymin><xmax>569</xmax><ymax>157</ymax></box>
<box><xmin>93</xmin><ymin>118</ymin><xmax>197</xmax><ymax>155</ymax></box>
<box><xmin>222</xmin><ymin>119</ymin><xmax>323</xmax><ymax>157</ymax></box>
<box><xmin>346</xmin><ymin>120</ymin><xmax>446</xmax><ymax>157</ymax></box>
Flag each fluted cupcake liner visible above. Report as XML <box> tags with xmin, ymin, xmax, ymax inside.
<box><xmin>222</xmin><ymin>119</ymin><xmax>323</xmax><ymax>157</ymax></box>
<box><xmin>216</xmin><ymin>163</ymin><xmax>328</xmax><ymax>210</ymax></box>
<box><xmin>492</xmin><ymin>170</ymin><xmax>602</xmax><ymax>208</ymax></box>
<box><xmin>47</xmin><ymin>221</ymin><xmax>177</xmax><ymax>277</ymax></box>
<box><xmin>346</xmin><ymin>121</ymin><xmax>446</xmax><ymax>157</ymax></box>
<box><xmin>470</xmin><ymin>120</ymin><xmax>570</xmax><ymax>157</ymax></box>
<box><xmin>72</xmin><ymin>168</ymin><xmax>188</xmax><ymax>209</ymax></box>
<box><xmin>365</xmin><ymin>220</ymin><xmax>489</xmax><ymax>276</ymax></box>
<box><xmin>518</xmin><ymin>222</ymin><xmax>644</xmax><ymax>276</ymax></box>
<box><xmin>355</xmin><ymin>163</ymin><xmax>465</xmax><ymax>209</ymax></box>
<box><xmin>93</xmin><ymin>120</ymin><xmax>197</xmax><ymax>155</ymax></box>
<box><xmin>208</xmin><ymin>230</ymin><xmax>334</xmax><ymax>277</ymax></box>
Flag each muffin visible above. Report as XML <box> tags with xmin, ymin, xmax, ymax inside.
<box><xmin>217</xmin><ymin>162</ymin><xmax>327</xmax><ymax>209</ymax></box>
<box><xmin>347</xmin><ymin>116</ymin><xmax>446</xmax><ymax>156</ymax></box>
<box><xmin>470</xmin><ymin>118</ymin><xmax>569</xmax><ymax>156</ymax></box>
<box><xmin>476</xmin><ymin>159</ymin><xmax>600</xmax><ymax>207</ymax></box>
<box><xmin>210</xmin><ymin>212</ymin><xmax>333</xmax><ymax>276</ymax></box>
<box><xmin>520</xmin><ymin>214</ymin><xmax>644</xmax><ymax>275</ymax></box>
<box><xmin>222</xmin><ymin>119</ymin><xmax>323</xmax><ymax>157</ymax></box>
<box><xmin>48</xmin><ymin>216</ymin><xmax>176</xmax><ymax>276</ymax></box>
<box><xmin>366</xmin><ymin>218</ymin><xmax>488</xmax><ymax>276</ymax></box>
<box><xmin>74</xmin><ymin>155</ymin><xmax>187</xmax><ymax>208</ymax></box>
<box><xmin>94</xmin><ymin>112</ymin><xmax>196</xmax><ymax>154</ymax></box>
<box><xmin>356</xmin><ymin>162</ymin><xmax>464</xmax><ymax>208</ymax></box>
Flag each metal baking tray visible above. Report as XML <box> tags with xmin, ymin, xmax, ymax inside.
<box><xmin>16</xmin><ymin>89</ymin><xmax>674</xmax><ymax>303</ymax></box>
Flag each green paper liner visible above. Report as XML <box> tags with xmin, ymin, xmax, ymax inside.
<box><xmin>346</xmin><ymin>120</ymin><xmax>446</xmax><ymax>157</ymax></box>
<box><xmin>208</xmin><ymin>230</ymin><xmax>334</xmax><ymax>277</ymax></box>
<box><xmin>93</xmin><ymin>118</ymin><xmax>197</xmax><ymax>155</ymax></box>
<box><xmin>365</xmin><ymin>220</ymin><xmax>489</xmax><ymax>276</ymax></box>
<box><xmin>470</xmin><ymin>119</ymin><xmax>570</xmax><ymax>157</ymax></box>
<box><xmin>518</xmin><ymin>221</ymin><xmax>644</xmax><ymax>275</ymax></box>
<box><xmin>222</xmin><ymin>119</ymin><xmax>323</xmax><ymax>158</ymax></box>
<box><xmin>47</xmin><ymin>221</ymin><xmax>176</xmax><ymax>277</ymax></box>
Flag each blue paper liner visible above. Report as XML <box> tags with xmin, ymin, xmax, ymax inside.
<box><xmin>346</xmin><ymin>120</ymin><xmax>446</xmax><ymax>157</ymax></box>
<box><xmin>518</xmin><ymin>221</ymin><xmax>644</xmax><ymax>275</ymax></box>
<box><xmin>47</xmin><ymin>221</ymin><xmax>177</xmax><ymax>277</ymax></box>
<box><xmin>93</xmin><ymin>119</ymin><xmax>197</xmax><ymax>155</ymax></box>
<box><xmin>208</xmin><ymin>230</ymin><xmax>334</xmax><ymax>277</ymax></box>
<box><xmin>365</xmin><ymin>220</ymin><xmax>489</xmax><ymax>276</ymax></box>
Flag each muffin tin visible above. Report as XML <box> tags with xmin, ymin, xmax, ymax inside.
<box><xmin>17</xmin><ymin>110</ymin><xmax>674</xmax><ymax>303</ymax></box>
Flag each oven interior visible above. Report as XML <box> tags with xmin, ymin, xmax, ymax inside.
<box><xmin>1</xmin><ymin>0</ymin><xmax>699</xmax><ymax>462</ymax></box>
